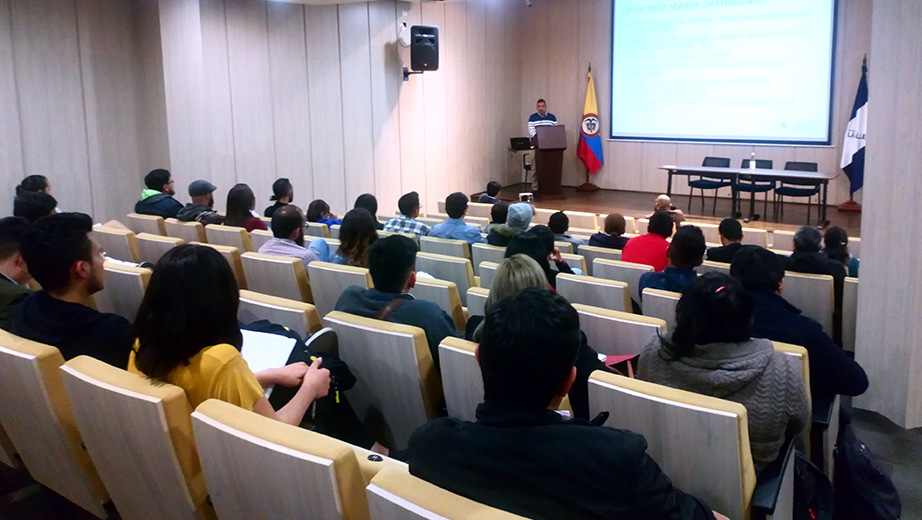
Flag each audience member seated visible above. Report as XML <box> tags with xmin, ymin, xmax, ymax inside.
<box><xmin>506</xmin><ymin>225</ymin><xmax>575</xmax><ymax>288</ymax></box>
<box><xmin>548</xmin><ymin>211</ymin><xmax>586</xmax><ymax>249</ymax></box>
<box><xmin>407</xmin><ymin>287</ymin><xmax>721</xmax><ymax>520</ymax></box>
<box><xmin>622</xmin><ymin>211</ymin><xmax>673</xmax><ymax>272</ymax></box>
<box><xmin>306</xmin><ymin>199</ymin><xmax>342</xmax><ymax>227</ymax></box>
<box><xmin>785</xmin><ymin>226</ymin><xmax>846</xmax><ymax>344</ymax></box>
<box><xmin>334</xmin><ymin>235</ymin><xmax>457</xmax><ymax>370</ymax></box>
<box><xmin>178</xmin><ymin>180</ymin><xmax>224</xmax><ymax>225</ymax></box>
<box><xmin>134</xmin><ymin>168</ymin><xmax>182</xmax><ymax>219</ymax></box>
<box><xmin>264</xmin><ymin>177</ymin><xmax>293</xmax><ymax>218</ymax></box>
<box><xmin>481</xmin><ymin>201</ymin><xmax>509</xmax><ymax>235</ymax></box>
<box><xmin>0</xmin><ymin>217</ymin><xmax>32</xmax><ymax>330</ymax></box>
<box><xmin>13</xmin><ymin>191</ymin><xmax>57</xmax><ymax>223</ymax></box>
<box><xmin>11</xmin><ymin>213</ymin><xmax>132</xmax><ymax>368</ymax></box>
<box><xmin>730</xmin><ymin>246</ymin><xmax>868</xmax><ymax>404</ymax></box>
<box><xmin>639</xmin><ymin>225</ymin><xmax>705</xmax><ymax>297</ymax></box>
<box><xmin>310</xmin><ymin>208</ymin><xmax>378</xmax><ymax>267</ymax></box>
<box><xmin>478</xmin><ymin>181</ymin><xmax>502</xmax><ymax>204</ymax></box>
<box><xmin>823</xmin><ymin>226</ymin><xmax>859</xmax><ymax>278</ymax></box>
<box><xmin>129</xmin><ymin>244</ymin><xmax>330</xmax><ymax>426</ymax></box>
<box><xmin>384</xmin><ymin>191</ymin><xmax>431</xmax><ymax>237</ymax></box>
<box><xmin>647</xmin><ymin>194</ymin><xmax>686</xmax><ymax>225</ymax></box>
<box><xmin>354</xmin><ymin>193</ymin><xmax>384</xmax><ymax>230</ymax></box>
<box><xmin>223</xmin><ymin>183</ymin><xmax>268</xmax><ymax>232</ymax></box>
<box><xmin>16</xmin><ymin>174</ymin><xmax>53</xmax><ymax>197</ymax></box>
<box><xmin>430</xmin><ymin>192</ymin><xmax>485</xmax><ymax>245</ymax></box>
<box><xmin>258</xmin><ymin>205</ymin><xmax>318</xmax><ymax>271</ymax></box>
<box><xmin>638</xmin><ymin>272</ymin><xmax>809</xmax><ymax>471</ymax></box>
<box><xmin>706</xmin><ymin>218</ymin><xmax>744</xmax><ymax>264</ymax></box>
<box><xmin>486</xmin><ymin>202</ymin><xmax>531</xmax><ymax>247</ymax></box>
<box><xmin>465</xmin><ymin>254</ymin><xmax>608</xmax><ymax>420</ymax></box>
<box><xmin>589</xmin><ymin>213</ymin><xmax>629</xmax><ymax>250</ymax></box>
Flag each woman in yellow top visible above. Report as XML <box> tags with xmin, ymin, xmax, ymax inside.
<box><xmin>129</xmin><ymin>244</ymin><xmax>330</xmax><ymax>426</ymax></box>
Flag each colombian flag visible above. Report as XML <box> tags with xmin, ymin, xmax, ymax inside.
<box><xmin>577</xmin><ymin>68</ymin><xmax>604</xmax><ymax>174</ymax></box>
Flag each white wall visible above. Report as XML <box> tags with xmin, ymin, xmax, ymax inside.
<box><xmin>515</xmin><ymin>0</ymin><xmax>873</xmax><ymax>206</ymax></box>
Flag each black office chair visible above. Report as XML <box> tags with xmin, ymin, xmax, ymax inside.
<box><xmin>774</xmin><ymin>161</ymin><xmax>820</xmax><ymax>224</ymax></box>
<box><xmin>737</xmin><ymin>159</ymin><xmax>774</xmax><ymax>220</ymax></box>
<box><xmin>687</xmin><ymin>157</ymin><xmax>732</xmax><ymax>215</ymax></box>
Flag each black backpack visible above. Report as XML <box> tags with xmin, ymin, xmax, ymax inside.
<box><xmin>833</xmin><ymin>410</ymin><xmax>901</xmax><ymax>520</ymax></box>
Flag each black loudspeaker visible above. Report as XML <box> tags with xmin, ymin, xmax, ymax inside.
<box><xmin>410</xmin><ymin>25</ymin><xmax>439</xmax><ymax>71</ymax></box>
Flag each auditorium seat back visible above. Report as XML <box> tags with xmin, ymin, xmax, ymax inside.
<box><xmin>438</xmin><ymin>337</ymin><xmax>481</xmax><ymax>422</ymax></box>
<box><xmin>0</xmin><ymin>330</ymin><xmax>108</xmax><ymax>518</ymax></box>
<box><xmin>126</xmin><ymin>213</ymin><xmax>167</xmax><ymax>236</ymax></box>
<box><xmin>532</xmin><ymin>208</ymin><xmax>555</xmax><ymax>226</ymax></box>
<box><xmin>465</xmin><ymin>202</ymin><xmax>493</xmax><ymax>219</ymax></box>
<box><xmin>416</xmin><ymin>216</ymin><xmax>445</xmax><ymax>228</ymax></box>
<box><xmin>555</xmin><ymin>252</ymin><xmax>587</xmax><ymax>273</ymax></box>
<box><xmin>322</xmin><ymin>312</ymin><xmax>442</xmax><ymax>450</ymax></box>
<box><xmin>559</xmin><ymin>210</ymin><xmax>597</xmax><ymax>231</ymax></box>
<box><xmin>771</xmin><ymin>229</ymin><xmax>796</xmax><ymax>251</ymax></box>
<box><xmin>307</xmin><ymin>262</ymin><xmax>373</xmax><ymax>318</ymax></box>
<box><xmin>409</xmin><ymin>277</ymin><xmax>467</xmax><ymax>332</ymax></box>
<box><xmin>843</xmin><ymin>277</ymin><xmax>858</xmax><ymax>353</ymax></box>
<box><xmin>577</xmin><ymin>245</ymin><xmax>622</xmax><ymax>276</ymax></box>
<box><xmin>573</xmin><ymin>303</ymin><xmax>665</xmax><ymax>356</ymax></box>
<box><xmin>466</xmin><ymin>287</ymin><xmax>490</xmax><ymax>318</ymax></box>
<box><xmin>782</xmin><ymin>271</ymin><xmax>834</xmax><ymax>336</ymax></box>
<box><xmin>0</xmin><ymin>424</ymin><xmax>15</xmax><ymax>468</ymax></box>
<box><xmin>196</xmin><ymin>242</ymin><xmax>247</xmax><ymax>290</ymax></box>
<box><xmin>165</xmin><ymin>218</ymin><xmax>207</xmax><ymax>243</ymax></box>
<box><xmin>740</xmin><ymin>227</ymin><xmax>770</xmax><ymax>248</ymax></box>
<box><xmin>192</xmin><ymin>398</ymin><xmax>398</xmax><ymax>520</ymax></box>
<box><xmin>136</xmin><ymin>233</ymin><xmax>183</xmax><ymax>264</ymax></box>
<box><xmin>60</xmin><ymin>356</ymin><xmax>211</xmax><ymax>520</ymax></box>
<box><xmin>592</xmin><ymin>258</ymin><xmax>654</xmax><ymax>308</ymax></box>
<box><xmin>92</xmin><ymin>226</ymin><xmax>141</xmax><ymax>263</ymax></box>
<box><xmin>330</xmin><ymin>224</ymin><xmax>341</xmax><ymax>239</ymax></box>
<box><xmin>697</xmin><ymin>260</ymin><xmax>731</xmax><ymax>276</ymax></box>
<box><xmin>554</xmin><ymin>241</ymin><xmax>574</xmax><ymax>254</ymax></box>
<box><xmin>416</xmin><ymin>253</ymin><xmax>478</xmax><ymax>306</ymax></box>
<box><xmin>238</xmin><ymin>290</ymin><xmax>322</xmax><ymax>341</ymax></box>
<box><xmin>206</xmin><ymin>224</ymin><xmax>254</xmax><ymax>253</ymax></box>
<box><xmin>641</xmin><ymin>288</ymin><xmax>680</xmax><ymax>332</ymax></box>
<box><xmin>690</xmin><ymin>222</ymin><xmax>721</xmax><ymax>244</ymax></box>
<box><xmin>463</xmin><ymin>216</ymin><xmax>489</xmax><ymax>229</ymax></box>
<box><xmin>306</xmin><ymin>222</ymin><xmax>331</xmax><ymax>239</ymax></box>
<box><xmin>477</xmin><ymin>261</ymin><xmax>498</xmax><ymax>290</ymax></box>
<box><xmin>420</xmin><ymin>236</ymin><xmax>471</xmax><ymax>260</ymax></box>
<box><xmin>471</xmin><ymin>243</ymin><xmax>506</xmax><ymax>275</ymax></box>
<box><xmin>239</xmin><ymin>252</ymin><xmax>311</xmax><ymax>303</ymax></box>
<box><xmin>557</xmin><ymin>273</ymin><xmax>631</xmax><ymax>313</ymax></box>
<box><xmin>249</xmin><ymin>229</ymin><xmax>273</xmax><ymax>252</ymax></box>
<box><xmin>93</xmin><ymin>262</ymin><xmax>152</xmax><ymax>321</ymax></box>
<box><xmin>377</xmin><ymin>230</ymin><xmax>419</xmax><ymax>246</ymax></box>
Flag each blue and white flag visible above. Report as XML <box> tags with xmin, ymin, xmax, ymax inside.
<box><xmin>841</xmin><ymin>62</ymin><xmax>868</xmax><ymax>193</ymax></box>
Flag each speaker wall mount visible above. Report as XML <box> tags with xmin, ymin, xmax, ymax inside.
<box><xmin>403</xmin><ymin>25</ymin><xmax>439</xmax><ymax>81</ymax></box>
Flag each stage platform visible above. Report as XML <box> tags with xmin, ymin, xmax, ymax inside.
<box><xmin>502</xmin><ymin>183</ymin><xmax>861</xmax><ymax>238</ymax></box>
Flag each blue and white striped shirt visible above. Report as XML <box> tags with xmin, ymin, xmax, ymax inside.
<box><xmin>528</xmin><ymin>112</ymin><xmax>558</xmax><ymax>138</ymax></box>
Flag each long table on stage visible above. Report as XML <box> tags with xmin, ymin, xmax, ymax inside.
<box><xmin>659</xmin><ymin>165</ymin><xmax>839</xmax><ymax>225</ymax></box>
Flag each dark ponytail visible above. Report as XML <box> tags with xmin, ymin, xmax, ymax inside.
<box><xmin>823</xmin><ymin>227</ymin><xmax>850</xmax><ymax>265</ymax></box>
<box><xmin>16</xmin><ymin>175</ymin><xmax>49</xmax><ymax>196</ymax></box>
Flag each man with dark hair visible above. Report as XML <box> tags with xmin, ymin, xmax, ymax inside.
<box><xmin>265</xmin><ymin>178</ymin><xmax>293</xmax><ymax>218</ymax></box>
<box><xmin>0</xmin><ymin>217</ymin><xmax>33</xmax><ymax>329</ymax></box>
<box><xmin>257</xmin><ymin>204</ymin><xmax>318</xmax><ymax>272</ymax></box>
<box><xmin>621</xmin><ymin>211</ymin><xmax>674</xmax><ymax>272</ymax></box>
<box><xmin>384</xmin><ymin>191</ymin><xmax>431</xmax><ymax>237</ymax></box>
<box><xmin>548</xmin><ymin>211</ymin><xmax>585</xmax><ymax>249</ymax></box>
<box><xmin>482</xmin><ymin>201</ymin><xmax>509</xmax><ymax>235</ymax></box>
<box><xmin>487</xmin><ymin>202</ymin><xmax>531</xmax><ymax>247</ymax></box>
<box><xmin>177</xmin><ymin>180</ymin><xmax>223</xmax><ymax>225</ymax></box>
<box><xmin>478</xmin><ymin>181</ymin><xmax>502</xmax><ymax>204</ymax></box>
<box><xmin>11</xmin><ymin>213</ymin><xmax>132</xmax><ymax>368</ymax></box>
<box><xmin>135</xmin><ymin>168</ymin><xmax>183</xmax><ymax>218</ymax></box>
<box><xmin>334</xmin><ymin>235</ymin><xmax>457</xmax><ymax>368</ymax></box>
<box><xmin>730</xmin><ymin>246</ymin><xmax>867</xmax><ymax>403</ymax></box>
<box><xmin>706</xmin><ymin>218</ymin><xmax>744</xmax><ymax>264</ymax></box>
<box><xmin>785</xmin><ymin>226</ymin><xmax>847</xmax><ymax>344</ymax></box>
<box><xmin>407</xmin><ymin>288</ymin><xmax>719</xmax><ymax>520</ymax></box>
<box><xmin>639</xmin><ymin>225</ymin><xmax>705</xmax><ymax>297</ymax></box>
<box><xmin>354</xmin><ymin>193</ymin><xmax>384</xmax><ymax>230</ymax></box>
<box><xmin>430</xmin><ymin>192</ymin><xmax>484</xmax><ymax>245</ymax></box>
<box><xmin>590</xmin><ymin>213</ymin><xmax>630</xmax><ymax>250</ymax></box>
<box><xmin>13</xmin><ymin>191</ymin><xmax>57</xmax><ymax>223</ymax></box>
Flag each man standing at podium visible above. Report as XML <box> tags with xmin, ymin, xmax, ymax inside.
<box><xmin>528</xmin><ymin>99</ymin><xmax>558</xmax><ymax>190</ymax></box>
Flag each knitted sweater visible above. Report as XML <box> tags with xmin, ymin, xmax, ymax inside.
<box><xmin>638</xmin><ymin>338</ymin><xmax>810</xmax><ymax>471</ymax></box>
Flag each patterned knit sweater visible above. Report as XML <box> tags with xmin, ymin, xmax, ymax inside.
<box><xmin>638</xmin><ymin>337</ymin><xmax>810</xmax><ymax>471</ymax></box>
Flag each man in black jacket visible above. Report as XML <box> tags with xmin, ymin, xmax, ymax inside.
<box><xmin>731</xmin><ymin>246</ymin><xmax>867</xmax><ymax>404</ymax></box>
<box><xmin>134</xmin><ymin>169</ymin><xmax>183</xmax><ymax>218</ymax></box>
<box><xmin>407</xmin><ymin>288</ymin><xmax>721</xmax><ymax>520</ymax></box>
<box><xmin>706</xmin><ymin>217</ymin><xmax>744</xmax><ymax>264</ymax></box>
<box><xmin>784</xmin><ymin>226</ymin><xmax>847</xmax><ymax>344</ymax></box>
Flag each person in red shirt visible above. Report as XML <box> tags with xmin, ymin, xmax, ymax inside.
<box><xmin>224</xmin><ymin>183</ymin><xmax>268</xmax><ymax>232</ymax></box>
<box><xmin>622</xmin><ymin>211</ymin><xmax>673</xmax><ymax>272</ymax></box>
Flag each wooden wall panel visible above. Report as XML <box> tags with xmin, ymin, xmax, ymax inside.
<box><xmin>397</xmin><ymin>2</ymin><xmax>427</xmax><ymax>212</ymax></box>
<box><xmin>0</xmin><ymin>0</ymin><xmax>23</xmax><ymax>215</ymax></box>
<box><xmin>367</xmin><ymin>1</ymin><xmax>402</xmax><ymax>213</ymax></box>
<box><xmin>421</xmin><ymin>3</ymin><xmax>448</xmax><ymax>212</ymax></box>
<box><xmin>132</xmin><ymin>0</ymin><xmax>171</xmax><ymax>175</ymax></box>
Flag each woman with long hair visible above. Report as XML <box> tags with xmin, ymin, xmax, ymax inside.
<box><xmin>224</xmin><ymin>183</ymin><xmax>268</xmax><ymax>232</ymax></box>
<box><xmin>637</xmin><ymin>272</ymin><xmax>809</xmax><ymax>471</ymax></box>
<box><xmin>309</xmin><ymin>208</ymin><xmax>378</xmax><ymax>267</ymax></box>
<box><xmin>306</xmin><ymin>199</ymin><xmax>342</xmax><ymax>226</ymax></box>
<box><xmin>823</xmin><ymin>226</ymin><xmax>859</xmax><ymax>278</ymax></box>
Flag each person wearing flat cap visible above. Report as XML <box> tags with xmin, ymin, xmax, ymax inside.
<box><xmin>177</xmin><ymin>180</ymin><xmax>224</xmax><ymax>225</ymax></box>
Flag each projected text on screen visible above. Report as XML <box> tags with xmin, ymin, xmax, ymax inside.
<box><xmin>611</xmin><ymin>0</ymin><xmax>836</xmax><ymax>144</ymax></box>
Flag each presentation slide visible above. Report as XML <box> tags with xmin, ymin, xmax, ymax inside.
<box><xmin>611</xmin><ymin>0</ymin><xmax>836</xmax><ymax>144</ymax></box>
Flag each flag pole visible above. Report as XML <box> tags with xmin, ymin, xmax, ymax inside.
<box><xmin>577</xmin><ymin>63</ymin><xmax>601</xmax><ymax>193</ymax></box>
<box><xmin>839</xmin><ymin>54</ymin><xmax>866</xmax><ymax>213</ymax></box>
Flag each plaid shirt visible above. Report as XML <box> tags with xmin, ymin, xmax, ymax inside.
<box><xmin>384</xmin><ymin>215</ymin><xmax>431</xmax><ymax>237</ymax></box>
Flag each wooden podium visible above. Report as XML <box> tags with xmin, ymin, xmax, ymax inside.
<box><xmin>534</xmin><ymin>125</ymin><xmax>567</xmax><ymax>200</ymax></box>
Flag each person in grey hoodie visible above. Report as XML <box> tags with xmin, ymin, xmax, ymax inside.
<box><xmin>637</xmin><ymin>272</ymin><xmax>809</xmax><ymax>472</ymax></box>
<box><xmin>486</xmin><ymin>202</ymin><xmax>532</xmax><ymax>247</ymax></box>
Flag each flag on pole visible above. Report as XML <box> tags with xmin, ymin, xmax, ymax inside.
<box><xmin>841</xmin><ymin>59</ymin><xmax>868</xmax><ymax>194</ymax></box>
<box><xmin>577</xmin><ymin>66</ymin><xmax>604</xmax><ymax>174</ymax></box>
